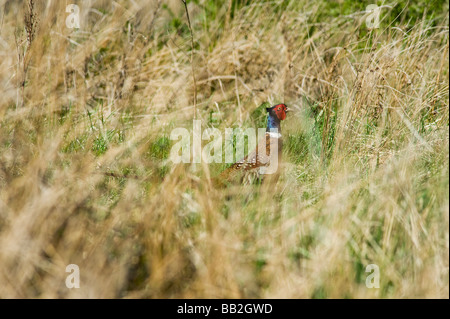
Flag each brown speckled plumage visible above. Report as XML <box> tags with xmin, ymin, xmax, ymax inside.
<box><xmin>219</xmin><ymin>104</ymin><xmax>289</xmax><ymax>184</ymax></box>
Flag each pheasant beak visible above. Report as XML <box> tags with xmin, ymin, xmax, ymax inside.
<box><xmin>285</xmin><ymin>107</ymin><xmax>290</xmax><ymax>113</ymax></box>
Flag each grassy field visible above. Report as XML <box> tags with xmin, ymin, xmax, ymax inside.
<box><xmin>0</xmin><ymin>0</ymin><xmax>448</xmax><ymax>298</ymax></box>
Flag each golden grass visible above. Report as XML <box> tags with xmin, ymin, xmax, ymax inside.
<box><xmin>0</xmin><ymin>0</ymin><xmax>448</xmax><ymax>298</ymax></box>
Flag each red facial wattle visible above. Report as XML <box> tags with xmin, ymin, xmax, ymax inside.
<box><xmin>277</xmin><ymin>110</ymin><xmax>286</xmax><ymax>120</ymax></box>
<box><xmin>275</xmin><ymin>104</ymin><xmax>287</xmax><ymax>120</ymax></box>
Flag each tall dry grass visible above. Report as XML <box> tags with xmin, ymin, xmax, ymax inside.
<box><xmin>0</xmin><ymin>0</ymin><xmax>448</xmax><ymax>298</ymax></box>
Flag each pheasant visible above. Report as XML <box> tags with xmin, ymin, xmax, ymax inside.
<box><xmin>219</xmin><ymin>104</ymin><xmax>289</xmax><ymax>184</ymax></box>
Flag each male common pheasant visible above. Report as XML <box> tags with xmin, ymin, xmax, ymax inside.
<box><xmin>219</xmin><ymin>104</ymin><xmax>289</xmax><ymax>184</ymax></box>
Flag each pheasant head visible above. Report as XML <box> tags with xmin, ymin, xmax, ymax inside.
<box><xmin>265</xmin><ymin>104</ymin><xmax>289</xmax><ymax>132</ymax></box>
